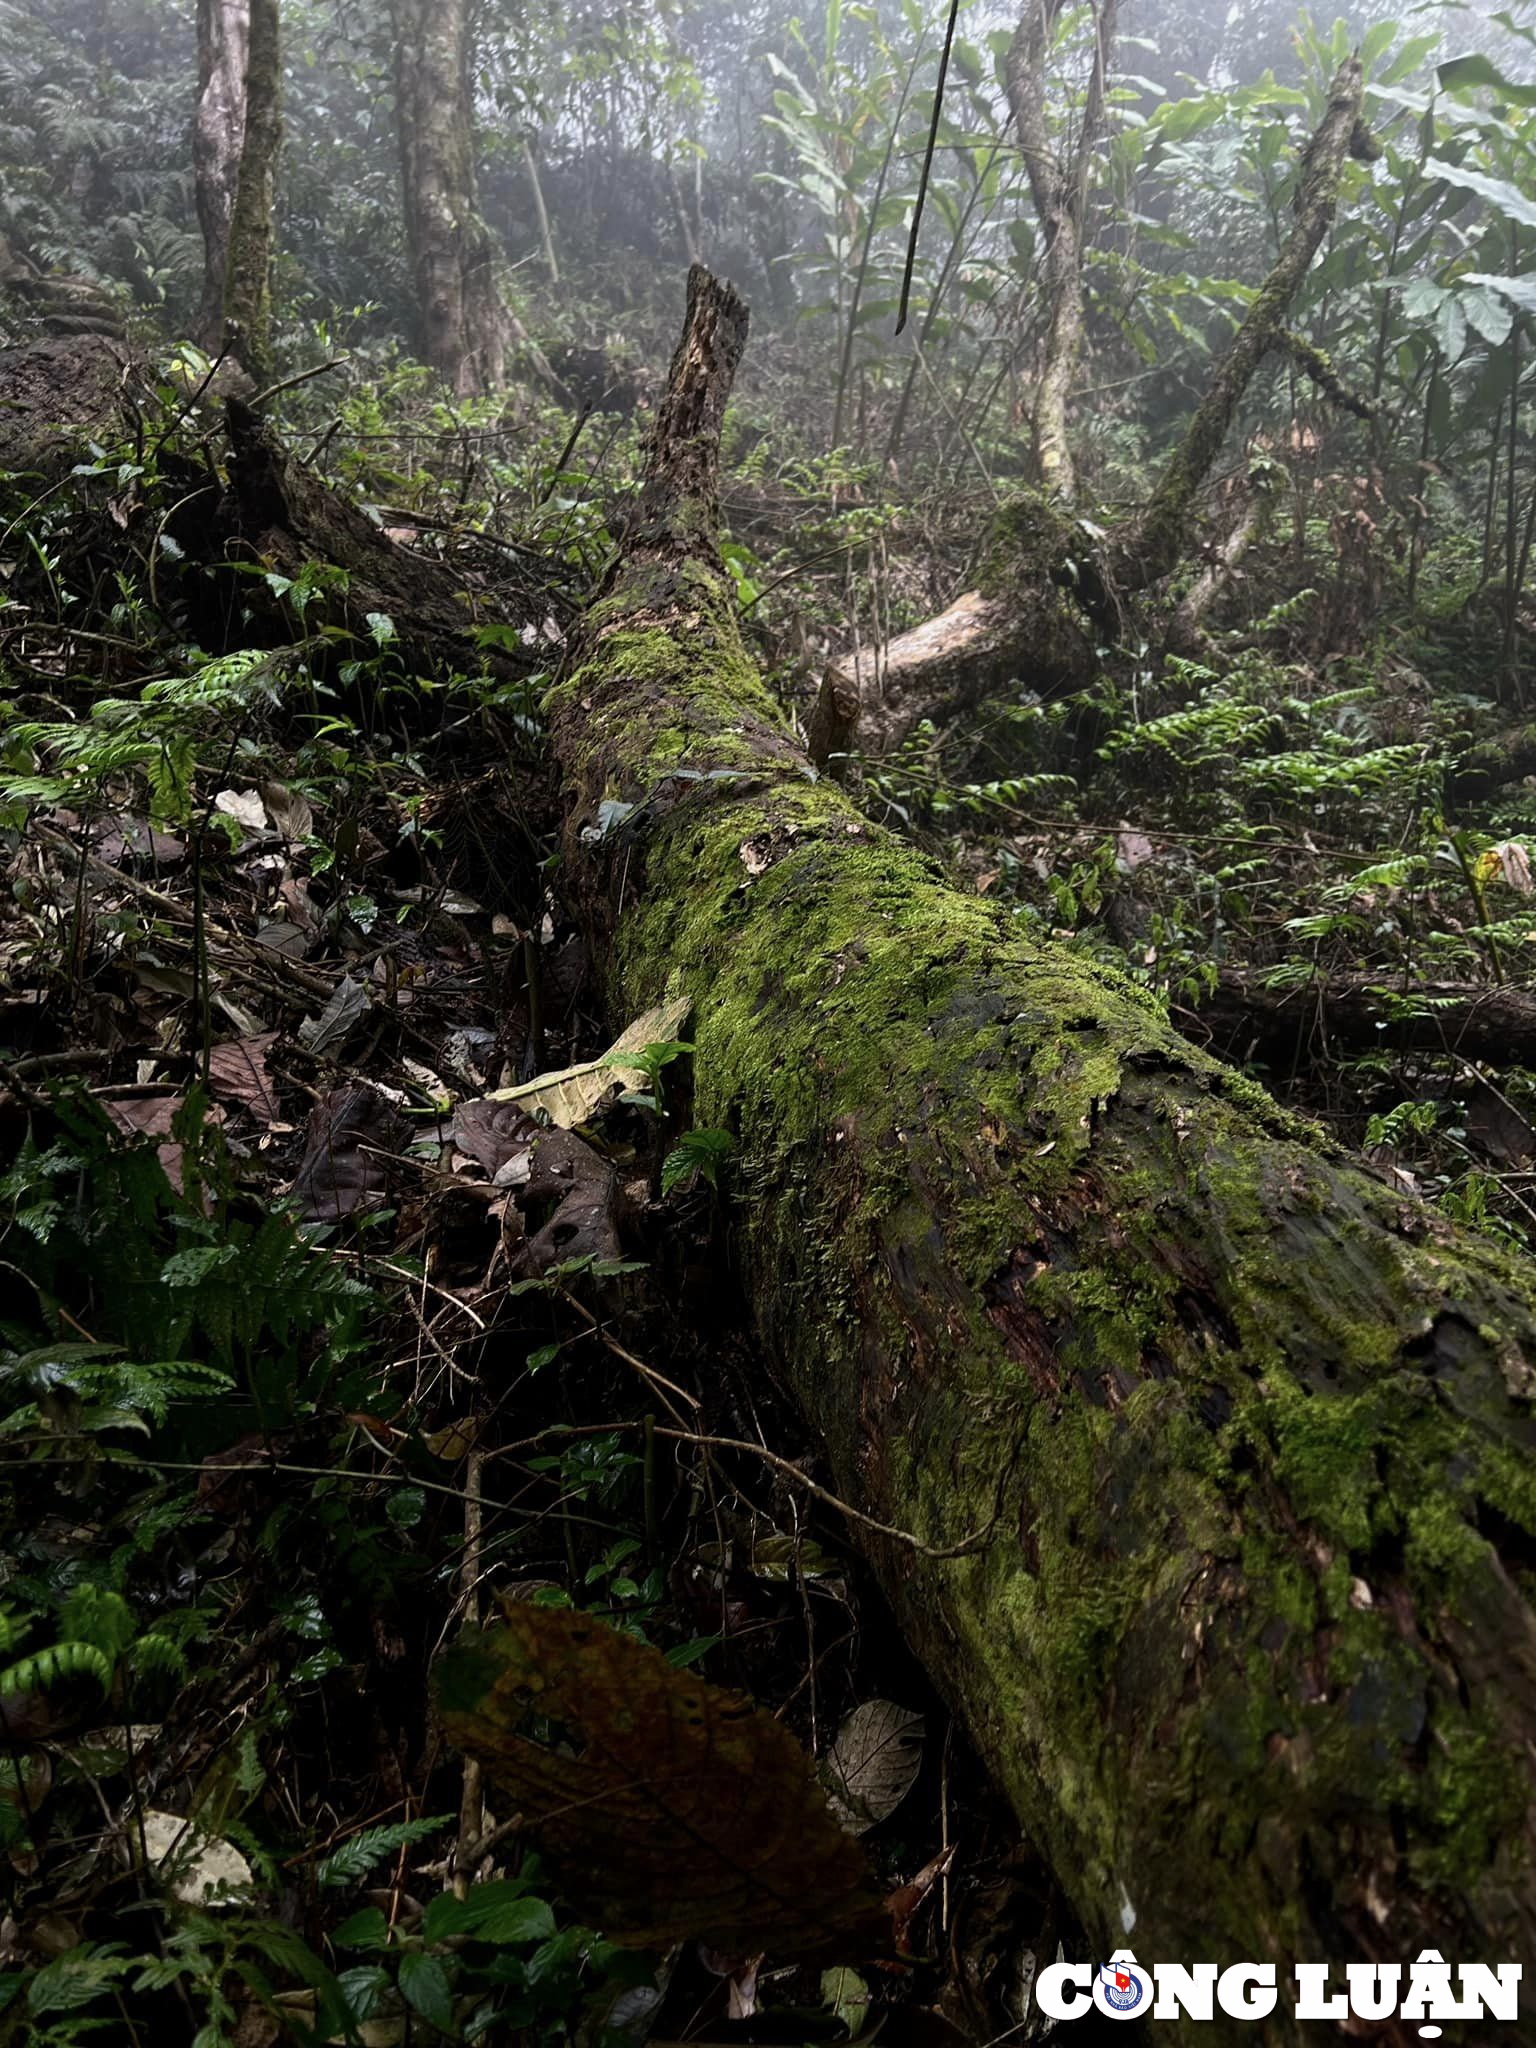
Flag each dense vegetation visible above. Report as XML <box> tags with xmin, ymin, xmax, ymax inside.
<box><xmin>1</xmin><ymin>0</ymin><xmax>1536</xmax><ymax>2041</ymax></box>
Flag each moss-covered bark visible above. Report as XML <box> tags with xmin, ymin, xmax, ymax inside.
<box><xmin>1004</xmin><ymin>0</ymin><xmax>1119</xmax><ymax>504</ymax></box>
<box><xmin>1123</xmin><ymin>60</ymin><xmax>1368</xmax><ymax>587</ymax></box>
<box><xmin>221</xmin><ymin>0</ymin><xmax>279</xmax><ymax>387</ymax></box>
<box><xmin>549</xmin><ymin>270</ymin><xmax>1536</xmax><ymax>2034</ymax></box>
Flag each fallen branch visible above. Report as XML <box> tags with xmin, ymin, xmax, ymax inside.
<box><xmin>1194</xmin><ymin>967</ymin><xmax>1536</xmax><ymax>1068</ymax></box>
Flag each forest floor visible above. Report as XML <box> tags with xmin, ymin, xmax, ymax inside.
<box><xmin>0</xmin><ymin>324</ymin><xmax>1531</xmax><ymax>2043</ymax></box>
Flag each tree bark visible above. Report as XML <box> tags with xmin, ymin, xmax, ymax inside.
<box><xmin>195</xmin><ymin>0</ymin><xmax>250</xmax><ymax>353</ymax></box>
<box><xmin>1005</xmin><ymin>0</ymin><xmax>1119</xmax><ymax>504</ymax></box>
<box><xmin>389</xmin><ymin>0</ymin><xmax>569</xmax><ymax>404</ymax></box>
<box><xmin>549</xmin><ymin>269</ymin><xmax>1536</xmax><ymax>2034</ymax></box>
<box><xmin>222</xmin><ymin>0</ymin><xmax>280</xmax><ymax>387</ymax></box>
<box><xmin>1194</xmin><ymin>967</ymin><xmax>1536</xmax><ymax>1071</ymax></box>
<box><xmin>390</xmin><ymin>0</ymin><xmax>513</xmax><ymax>396</ymax></box>
<box><xmin>1122</xmin><ymin>59</ymin><xmax>1370</xmax><ymax>586</ymax></box>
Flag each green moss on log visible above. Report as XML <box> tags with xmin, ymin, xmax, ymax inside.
<box><xmin>547</xmin><ymin>274</ymin><xmax>1536</xmax><ymax>2039</ymax></box>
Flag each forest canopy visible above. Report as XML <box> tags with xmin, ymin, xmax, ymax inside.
<box><xmin>2</xmin><ymin>1</ymin><xmax>1536</xmax><ymax>2043</ymax></box>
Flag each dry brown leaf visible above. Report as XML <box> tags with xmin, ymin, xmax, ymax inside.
<box><xmin>435</xmin><ymin>1602</ymin><xmax>883</xmax><ymax>1956</ymax></box>
<box><xmin>824</xmin><ymin>1700</ymin><xmax>924</xmax><ymax>1835</ymax></box>
<box><xmin>485</xmin><ymin>995</ymin><xmax>690</xmax><ymax>1129</ymax></box>
<box><xmin>290</xmin><ymin>1085</ymin><xmax>411</xmax><ymax>1221</ymax></box>
<box><xmin>259</xmin><ymin>779</ymin><xmax>314</xmax><ymax>841</ymax></box>
<box><xmin>105</xmin><ymin>1094</ymin><xmax>224</xmax><ymax>1197</ymax></box>
<box><xmin>454</xmin><ymin>1098</ymin><xmax>539</xmax><ymax>1178</ymax></box>
<box><xmin>510</xmin><ymin>1129</ymin><xmax>622</xmax><ymax>1275</ymax></box>
<box><xmin>206</xmin><ymin>1035</ymin><xmax>280</xmax><ymax>1124</ymax></box>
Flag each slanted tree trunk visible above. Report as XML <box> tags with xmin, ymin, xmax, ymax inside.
<box><xmin>522</xmin><ymin>135</ymin><xmax>559</xmax><ymax>286</ymax></box>
<box><xmin>549</xmin><ymin>269</ymin><xmax>1536</xmax><ymax>2036</ymax></box>
<box><xmin>194</xmin><ymin>0</ymin><xmax>249</xmax><ymax>352</ymax></box>
<box><xmin>222</xmin><ymin>0</ymin><xmax>280</xmax><ymax>386</ymax></box>
<box><xmin>824</xmin><ymin>60</ymin><xmax>1370</xmax><ymax>757</ymax></box>
<box><xmin>1005</xmin><ymin>0</ymin><xmax>1118</xmax><ymax>503</ymax></box>
<box><xmin>1121</xmin><ymin>59</ymin><xmax>1375</xmax><ymax>586</ymax></box>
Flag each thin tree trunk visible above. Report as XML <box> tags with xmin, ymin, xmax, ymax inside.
<box><xmin>194</xmin><ymin>0</ymin><xmax>249</xmax><ymax>352</ymax></box>
<box><xmin>1004</xmin><ymin>0</ymin><xmax>1119</xmax><ymax>503</ymax></box>
<box><xmin>829</xmin><ymin>63</ymin><xmax>1371</xmax><ymax>760</ymax></box>
<box><xmin>1125</xmin><ymin>58</ymin><xmax>1370</xmax><ymax>584</ymax></box>
<box><xmin>1503</xmin><ymin>231</ymin><xmax>1523</xmax><ymax>704</ymax></box>
<box><xmin>390</xmin><ymin>0</ymin><xmax>510</xmax><ymax>395</ymax></box>
<box><xmin>549</xmin><ymin>270</ymin><xmax>1536</xmax><ymax>2032</ymax></box>
<box><xmin>222</xmin><ymin>0</ymin><xmax>279</xmax><ymax>386</ymax></box>
<box><xmin>522</xmin><ymin>135</ymin><xmax>559</xmax><ymax>286</ymax></box>
<box><xmin>667</xmin><ymin>160</ymin><xmax>702</xmax><ymax>270</ymax></box>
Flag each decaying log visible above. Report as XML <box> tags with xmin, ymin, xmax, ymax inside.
<box><xmin>220</xmin><ymin>398</ymin><xmax>512</xmax><ymax>677</ymax></box>
<box><xmin>0</xmin><ymin>336</ymin><xmax>520</xmax><ymax>685</ymax></box>
<box><xmin>0</xmin><ymin>334</ymin><xmax>145</xmax><ymax>477</ymax></box>
<box><xmin>1195</xmin><ymin>967</ymin><xmax>1536</xmax><ymax>1071</ymax></box>
<box><xmin>549</xmin><ymin>268</ymin><xmax>1536</xmax><ymax>2036</ymax></box>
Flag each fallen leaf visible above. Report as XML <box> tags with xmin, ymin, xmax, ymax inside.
<box><xmin>824</xmin><ymin>1701</ymin><xmax>924</xmax><ymax>1835</ymax></box>
<box><xmin>1495</xmin><ymin>840</ymin><xmax>1534</xmax><ymax>894</ymax></box>
<box><xmin>93</xmin><ymin>815</ymin><xmax>184</xmax><ymax>868</ymax></box>
<box><xmin>291</xmin><ymin>1084</ymin><xmax>411</xmax><ymax>1221</ymax></box>
<box><xmin>485</xmin><ymin>995</ymin><xmax>691</xmax><ymax>1129</ymax></box>
<box><xmin>454</xmin><ymin>1098</ymin><xmax>539</xmax><ymax>1178</ymax></box>
<box><xmin>214</xmin><ymin>788</ymin><xmax>269</xmax><ymax>834</ymax></box>
<box><xmin>105</xmin><ymin>1094</ymin><xmax>224</xmax><ymax>1197</ymax></box>
<box><xmin>435</xmin><ymin>1602</ymin><xmax>883</xmax><ymax>1955</ymax></box>
<box><xmin>821</xmin><ymin>1965</ymin><xmax>872</xmax><ymax>2035</ymax></box>
<box><xmin>886</xmin><ymin>1843</ymin><xmax>955</xmax><ymax>1955</ymax></box>
<box><xmin>298</xmin><ymin>974</ymin><xmax>368</xmax><ymax>1055</ymax></box>
<box><xmin>136</xmin><ymin>1808</ymin><xmax>253</xmax><ymax>1906</ymax></box>
<box><xmin>696</xmin><ymin>1533</ymin><xmax>840</xmax><ymax>1584</ymax></box>
<box><xmin>259</xmin><ymin>779</ymin><xmax>314</xmax><ymax>841</ymax></box>
<box><xmin>510</xmin><ymin>1129</ymin><xmax>623</xmax><ymax>1276</ymax></box>
<box><xmin>206</xmin><ymin>1035</ymin><xmax>280</xmax><ymax>1123</ymax></box>
<box><xmin>256</xmin><ymin>920</ymin><xmax>311</xmax><ymax>959</ymax></box>
<box><xmin>1116</xmin><ymin>826</ymin><xmax>1155</xmax><ymax>873</ymax></box>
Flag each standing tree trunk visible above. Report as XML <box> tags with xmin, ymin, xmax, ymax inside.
<box><xmin>548</xmin><ymin>269</ymin><xmax>1536</xmax><ymax>2037</ymax></box>
<box><xmin>1005</xmin><ymin>0</ymin><xmax>1119</xmax><ymax>503</ymax></box>
<box><xmin>222</xmin><ymin>0</ymin><xmax>280</xmax><ymax>386</ymax></box>
<box><xmin>194</xmin><ymin>0</ymin><xmax>249</xmax><ymax>352</ymax></box>
<box><xmin>390</xmin><ymin>0</ymin><xmax>511</xmax><ymax>396</ymax></box>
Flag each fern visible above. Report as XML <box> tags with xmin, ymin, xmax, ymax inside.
<box><xmin>316</xmin><ymin>1812</ymin><xmax>453</xmax><ymax>1889</ymax></box>
<box><xmin>0</xmin><ymin>1639</ymin><xmax>112</xmax><ymax>1696</ymax></box>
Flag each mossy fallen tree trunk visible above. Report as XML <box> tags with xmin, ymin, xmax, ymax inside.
<box><xmin>549</xmin><ymin>269</ymin><xmax>1536</xmax><ymax>2035</ymax></box>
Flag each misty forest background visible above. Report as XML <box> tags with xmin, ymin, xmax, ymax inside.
<box><xmin>4</xmin><ymin>0</ymin><xmax>1536</xmax><ymax>2041</ymax></box>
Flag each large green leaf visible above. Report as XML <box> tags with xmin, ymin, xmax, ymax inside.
<box><xmin>1464</xmin><ymin>270</ymin><xmax>1536</xmax><ymax>316</ymax></box>
<box><xmin>1425</xmin><ymin>156</ymin><xmax>1536</xmax><ymax>229</ymax></box>
<box><xmin>1437</xmin><ymin>52</ymin><xmax>1536</xmax><ymax>106</ymax></box>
